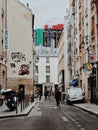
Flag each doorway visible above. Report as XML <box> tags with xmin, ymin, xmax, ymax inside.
<box><xmin>18</xmin><ymin>85</ymin><xmax>25</xmax><ymax>101</ymax></box>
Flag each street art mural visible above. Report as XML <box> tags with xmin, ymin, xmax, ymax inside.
<box><xmin>18</xmin><ymin>64</ymin><xmax>30</xmax><ymax>75</ymax></box>
<box><xmin>10</xmin><ymin>52</ymin><xmax>31</xmax><ymax>75</ymax></box>
<box><xmin>11</xmin><ymin>52</ymin><xmax>26</xmax><ymax>63</ymax></box>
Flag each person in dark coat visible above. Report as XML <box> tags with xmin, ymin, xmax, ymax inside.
<box><xmin>55</xmin><ymin>88</ymin><xmax>61</xmax><ymax>107</ymax></box>
<box><xmin>44</xmin><ymin>89</ymin><xmax>48</xmax><ymax>100</ymax></box>
<box><xmin>38</xmin><ymin>88</ymin><xmax>41</xmax><ymax>100</ymax></box>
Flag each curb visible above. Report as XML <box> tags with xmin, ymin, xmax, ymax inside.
<box><xmin>73</xmin><ymin>104</ymin><xmax>98</xmax><ymax>116</ymax></box>
<box><xmin>0</xmin><ymin>101</ymin><xmax>38</xmax><ymax>119</ymax></box>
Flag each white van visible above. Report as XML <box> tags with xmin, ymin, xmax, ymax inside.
<box><xmin>66</xmin><ymin>87</ymin><xmax>85</xmax><ymax>104</ymax></box>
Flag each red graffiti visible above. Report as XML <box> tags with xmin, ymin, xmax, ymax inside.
<box><xmin>19</xmin><ymin>64</ymin><xmax>30</xmax><ymax>75</ymax></box>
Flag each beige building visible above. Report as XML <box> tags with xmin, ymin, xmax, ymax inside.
<box><xmin>0</xmin><ymin>0</ymin><xmax>7</xmax><ymax>89</ymax></box>
<box><xmin>6</xmin><ymin>0</ymin><xmax>34</xmax><ymax>98</ymax></box>
<box><xmin>64</xmin><ymin>12</ymin><xmax>73</xmax><ymax>89</ymax></box>
<box><xmin>70</xmin><ymin>0</ymin><xmax>98</xmax><ymax>103</ymax></box>
<box><xmin>57</xmin><ymin>30</ymin><xmax>65</xmax><ymax>91</ymax></box>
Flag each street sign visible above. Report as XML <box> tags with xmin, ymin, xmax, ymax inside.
<box><xmin>3</xmin><ymin>28</ymin><xmax>9</xmax><ymax>51</ymax></box>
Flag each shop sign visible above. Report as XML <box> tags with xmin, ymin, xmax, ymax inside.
<box><xmin>89</xmin><ymin>53</ymin><xmax>95</xmax><ymax>63</ymax></box>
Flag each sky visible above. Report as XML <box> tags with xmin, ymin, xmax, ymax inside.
<box><xmin>20</xmin><ymin>0</ymin><xmax>69</xmax><ymax>29</ymax></box>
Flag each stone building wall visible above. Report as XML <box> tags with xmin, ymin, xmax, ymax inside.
<box><xmin>7</xmin><ymin>77</ymin><xmax>33</xmax><ymax>100</ymax></box>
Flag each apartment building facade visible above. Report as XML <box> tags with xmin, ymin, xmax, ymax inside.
<box><xmin>33</xmin><ymin>29</ymin><xmax>44</xmax><ymax>46</ymax></box>
<box><xmin>57</xmin><ymin>30</ymin><xmax>65</xmax><ymax>91</ymax></box>
<box><xmin>44</xmin><ymin>24</ymin><xmax>63</xmax><ymax>47</ymax></box>
<box><xmin>57</xmin><ymin>10</ymin><xmax>73</xmax><ymax>92</ymax></box>
<box><xmin>6</xmin><ymin>0</ymin><xmax>34</xmax><ymax>98</ymax></box>
<box><xmin>33</xmin><ymin>24</ymin><xmax>63</xmax><ymax>48</ymax></box>
<box><xmin>68</xmin><ymin>0</ymin><xmax>98</xmax><ymax>103</ymax></box>
<box><xmin>0</xmin><ymin>0</ymin><xmax>7</xmax><ymax>89</ymax></box>
<box><xmin>35</xmin><ymin>45</ymin><xmax>58</xmax><ymax>96</ymax></box>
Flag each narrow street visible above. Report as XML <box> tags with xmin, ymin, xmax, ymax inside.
<box><xmin>0</xmin><ymin>97</ymin><xmax>98</xmax><ymax>130</ymax></box>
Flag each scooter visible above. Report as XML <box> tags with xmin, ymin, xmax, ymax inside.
<box><xmin>0</xmin><ymin>89</ymin><xmax>18</xmax><ymax>111</ymax></box>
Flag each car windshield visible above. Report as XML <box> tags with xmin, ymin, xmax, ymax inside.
<box><xmin>69</xmin><ymin>88</ymin><xmax>82</xmax><ymax>94</ymax></box>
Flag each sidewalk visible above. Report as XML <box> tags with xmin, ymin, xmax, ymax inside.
<box><xmin>73</xmin><ymin>103</ymin><xmax>98</xmax><ymax>116</ymax></box>
<box><xmin>0</xmin><ymin>100</ymin><xmax>38</xmax><ymax>119</ymax></box>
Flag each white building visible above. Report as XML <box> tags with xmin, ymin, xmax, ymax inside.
<box><xmin>7</xmin><ymin>0</ymin><xmax>34</xmax><ymax>98</ymax></box>
<box><xmin>35</xmin><ymin>45</ymin><xmax>58</xmax><ymax>95</ymax></box>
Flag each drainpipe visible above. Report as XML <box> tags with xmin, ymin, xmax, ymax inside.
<box><xmin>5</xmin><ymin>0</ymin><xmax>7</xmax><ymax>89</ymax></box>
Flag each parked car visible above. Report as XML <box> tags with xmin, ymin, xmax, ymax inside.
<box><xmin>66</xmin><ymin>87</ymin><xmax>85</xmax><ymax>104</ymax></box>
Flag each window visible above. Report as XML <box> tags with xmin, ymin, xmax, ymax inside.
<box><xmin>35</xmin><ymin>66</ymin><xmax>38</xmax><ymax>73</ymax></box>
<box><xmin>46</xmin><ymin>75</ymin><xmax>50</xmax><ymax>82</ymax></box>
<box><xmin>35</xmin><ymin>75</ymin><xmax>38</xmax><ymax>83</ymax></box>
<box><xmin>46</xmin><ymin>66</ymin><xmax>50</xmax><ymax>73</ymax></box>
<box><xmin>46</xmin><ymin>57</ymin><xmax>49</xmax><ymax>63</ymax></box>
<box><xmin>2</xmin><ymin>70</ymin><xmax>5</xmax><ymax>77</ymax></box>
<box><xmin>86</xmin><ymin>23</ymin><xmax>88</xmax><ymax>37</ymax></box>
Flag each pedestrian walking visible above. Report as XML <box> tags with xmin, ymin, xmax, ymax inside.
<box><xmin>44</xmin><ymin>89</ymin><xmax>48</xmax><ymax>100</ymax></box>
<box><xmin>55</xmin><ymin>88</ymin><xmax>61</xmax><ymax>108</ymax></box>
<box><xmin>38</xmin><ymin>88</ymin><xmax>41</xmax><ymax>100</ymax></box>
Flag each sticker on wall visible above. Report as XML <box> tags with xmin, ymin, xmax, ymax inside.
<box><xmin>19</xmin><ymin>64</ymin><xmax>30</xmax><ymax>75</ymax></box>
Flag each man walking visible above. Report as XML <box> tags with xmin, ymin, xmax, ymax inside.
<box><xmin>55</xmin><ymin>88</ymin><xmax>61</xmax><ymax>108</ymax></box>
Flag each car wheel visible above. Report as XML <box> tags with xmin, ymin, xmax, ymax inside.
<box><xmin>82</xmin><ymin>98</ymin><xmax>85</xmax><ymax>103</ymax></box>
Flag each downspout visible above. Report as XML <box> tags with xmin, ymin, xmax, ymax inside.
<box><xmin>5</xmin><ymin>0</ymin><xmax>7</xmax><ymax>89</ymax></box>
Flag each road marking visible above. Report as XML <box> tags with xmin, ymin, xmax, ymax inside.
<box><xmin>63</xmin><ymin>112</ymin><xmax>76</xmax><ymax>121</ymax></box>
<box><xmin>36</xmin><ymin>107</ymin><xmax>40</xmax><ymax>110</ymax></box>
<box><xmin>62</xmin><ymin>116</ymin><xmax>69</xmax><ymax>122</ymax></box>
<box><xmin>80</xmin><ymin>128</ymin><xmax>86</xmax><ymax>130</ymax></box>
<box><xmin>77</xmin><ymin>124</ymin><xmax>82</xmax><ymax>127</ymax></box>
<box><xmin>63</xmin><ymin>111</ymin><xmax>86</xmax><ymax>130</ymax></box>
<box><xmin>74</xmin><ymin>121</ymin><xmax>79</xmax><ymax>125</ymax></box>
<box><xmin>49</xmin><ymin>106</ymin><xmax>59</xmax><ymax>109</ymax></box>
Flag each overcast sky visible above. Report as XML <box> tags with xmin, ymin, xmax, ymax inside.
<box><xmin>20</xmin><ymin>0</ymin><xmax>69</xmax><ymax>29</ymax></box>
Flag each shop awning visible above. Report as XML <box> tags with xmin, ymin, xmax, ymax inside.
<box><xmin>70</xmin><ymin>79</ymin><xmax>78</xmax><ymax>86</ymax></box>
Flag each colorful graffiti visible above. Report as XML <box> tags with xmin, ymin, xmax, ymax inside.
<box><xmin>19</xmin><ymin>64</ymin><xmax>30</xmax><ymax>75</ymax></box>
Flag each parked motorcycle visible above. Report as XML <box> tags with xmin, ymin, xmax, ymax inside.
<box><xmin>0</xmin><ymin>89</ymin><xmax>18</xmax><ymax>111</ymax></box>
